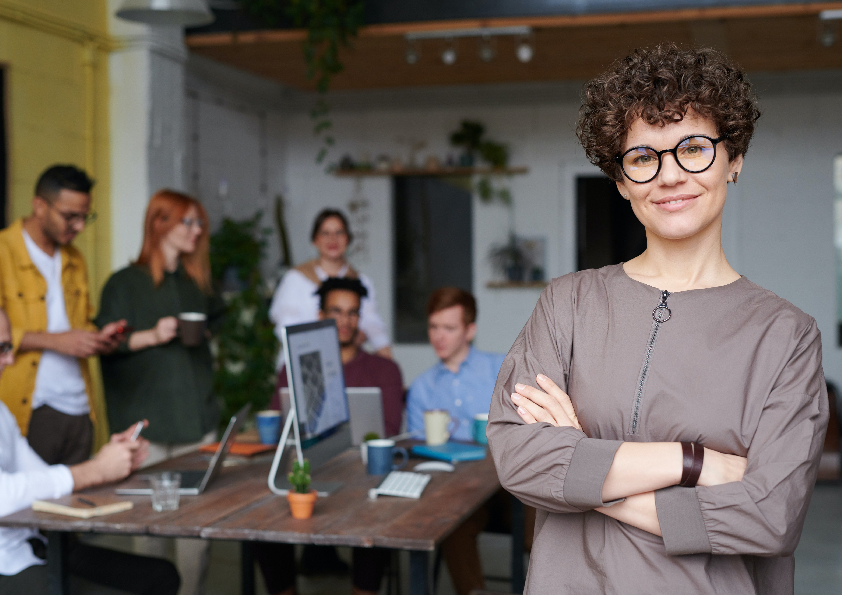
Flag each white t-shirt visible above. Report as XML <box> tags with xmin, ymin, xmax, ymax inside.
<box><xmin>268</xmin><ymin>264</ymin><xmax>390</xmax><ymax>351</ymax></box>
<box><xmin>0</xmin><ymin>402</ymin><xmax>74</xmax><ymax>575</ymax></box>
<box><xmin>21</xmin><ymin>230</ymin><xmax>89</xmax><ymax>416</ymax></box>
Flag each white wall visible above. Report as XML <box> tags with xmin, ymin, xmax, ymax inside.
<box><xmin>185</xmin><ymin>62</ymin><xmax>842</xmax><ymax>387</ymax></box>
<box><xmin>108</xmin><ymin>3</ymin><xmax>188</xmax><ymax>270</ymax></box>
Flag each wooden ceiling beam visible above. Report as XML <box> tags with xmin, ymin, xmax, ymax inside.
<box><xmin>187</xmin><ymin>2</ymin><xmax>842</xmax><ymax>48</ymax></box>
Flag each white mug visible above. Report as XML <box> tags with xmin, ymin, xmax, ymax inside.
<box><xmin>424</xmin><ymin>409</ymin><xmax>460</xmax><ymax>446</ymax></box>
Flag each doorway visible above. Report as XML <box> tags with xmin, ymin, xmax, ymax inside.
<box><xmin>576</xmin><ymin>175</ymin><xmax>646</xmax><ymax>271</ymax></box>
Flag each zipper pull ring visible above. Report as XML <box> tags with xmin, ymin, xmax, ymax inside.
<box><xmin>653</xmin><ymin>290</ymin><xmax>671</xmax><ymax>323</ymax></box>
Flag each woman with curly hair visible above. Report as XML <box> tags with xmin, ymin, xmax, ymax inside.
<box><xmin>487</xmin><ymin>44</ymin><xmax>828</xmax><ymax>594</ymax></box>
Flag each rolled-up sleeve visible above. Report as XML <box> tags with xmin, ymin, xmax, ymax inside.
<box><xmin>487</xmin><ymin>277</ymin><xmax>622</xmax><ymax>513</ymax></box>
<box><xmin>656</xmin><ymin>320</ymin><xmax>828</xmax><ymax>557</ymax></box>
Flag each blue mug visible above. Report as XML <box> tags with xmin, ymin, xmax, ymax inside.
<box><xmin>473</xmin><ymin>413</ymin><xmax>489</xmax><ymax>445</ymax></box>
<box><xmin>366</xmin><ymin>439</ymin><xmax>408</xmax><ymax>475</ymax></box>
<box><xmin>256</xmin><ymin>410</ymin><xmax>281</xmax><ymax>445</ymax></box>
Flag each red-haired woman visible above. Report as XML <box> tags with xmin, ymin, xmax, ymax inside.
<box><xmin>96</xmin><ymin>190</ymin><xmax>219</xmax><ymax>595</ymax></box>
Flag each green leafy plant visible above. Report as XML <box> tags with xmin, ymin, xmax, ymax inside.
<box><xmin>240</xmin><ymin>0</ymin><xmax>365</xmax><ymax>163</ymax></box>
<box><xmin>209</xmin><ymin>213</ymin><xmax>279</xmax><ymax>427</ymax></box>
<box><xmin>449</xmin><ymin>120</ymin><xmax>486</xmax><ymax>159</ymax></box>
<box><xmin>363</xmin><ymin>431</ymin><xmax>380</xmax><ymax>442</ymax></box>
<box><xmin>449</xmin><ymin>120</ymin><xmax>512</xmax><ymax>203</ymax></box>
<box><xmin>288</xmin><ymin>459</ymin><xmax>312</xmax><ymax>494</ymax></box>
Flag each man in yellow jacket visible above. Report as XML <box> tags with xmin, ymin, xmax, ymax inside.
<box><xmin>0</xmin><ymin>165</ymin><xmax>124</xmax><ymax>465</ymax></box>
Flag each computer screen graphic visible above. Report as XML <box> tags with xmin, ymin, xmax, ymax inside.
<box><xmin>284</xmin><ymin>320</ymin><xmax>349</xmax><ymax>439</ymax></box>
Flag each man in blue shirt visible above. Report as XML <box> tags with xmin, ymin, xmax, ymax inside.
<box><xmin>406</xmin><ymin>287</ymin><xmax>505</xmax><ymax>595</ymax></box>
<box><xmin>407</xmin><ymin>288</ymin><xmax>505</xmax><ymax>441</ymax></box>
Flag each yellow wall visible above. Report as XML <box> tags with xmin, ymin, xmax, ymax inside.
<box><xmin>0</xmin><ymin>0</ymin><xmax>113</xmax><ymax>445</ymax></box>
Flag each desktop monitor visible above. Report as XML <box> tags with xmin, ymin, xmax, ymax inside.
<box><xmin>270</xmin><ymin>319</ymin><xmax>351</xmax><ymax>495</ymax></box>
<box><xmin>282</xmin><ymin>319</ymin><xmax>349</xmax><ymax>439</ymax></box>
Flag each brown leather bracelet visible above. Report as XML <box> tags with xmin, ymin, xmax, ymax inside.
<box><xmin>679</xmin><ymin>441</ymin><xmax>693</xmax><ymax>486</ymax></box>
<box><xmin>683</xmin><ymin>442</ymin><xmax>705</xmax><ymax>488</ymax></box>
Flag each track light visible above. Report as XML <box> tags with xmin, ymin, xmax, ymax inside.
<box><xmin>819</xmin><ymin>10</ymin><xmax>842</xmax><ymax>47</ymax></box>
<box><xmin>441</xmin><ymin>39</ymin><xmax>457</xmax><ymax>65</ymax></box>
<box><xmin>478</xmin><ymin>34</ymin><xmax>495</xmax><ymax>62</ymax></box>
<box><xmin>116</xmin><ymin>0</ymin><xmax>214</xmax><ymax>26</ymax></box>
<box><xmin>406</xmin><ymin>40</ymin><xmax>419</xmax><ymax>64</ymax></box>
<box><xmin>516</xmin><ymin>34</ymin><xmax>534</xmax><ymax>63</ymax></box>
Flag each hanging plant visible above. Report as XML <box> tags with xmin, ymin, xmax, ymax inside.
<box><xmin>240</xmin><ymin>0</ymin><xmax>365</xmax><ymax>164</ymax></box>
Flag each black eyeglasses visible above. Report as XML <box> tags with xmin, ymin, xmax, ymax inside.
<box><xmin>616</xmin><ymin>135</ymin><xmax>727</xmax><ymax>184</ymax></box>
<box><xmin>0</xmin><ymin>342</ymin><xmax>12</xmax><ymax>355</ymax></box>
<box><xmin>41</xmin><ymin>199</ymin><xmax>97</xmax><ymax>225</ymax></box>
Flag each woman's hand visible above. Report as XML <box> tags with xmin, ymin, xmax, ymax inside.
<box><xmin>697</xmin><ymin>448</ymin><xmax>747</xmax><ymax>487</ymax></box>
<box><xmin>153</xmin><ymin>316</ymin><xmax>178</xmax><ymax>345</ymax></box>
<box><xmin>511</xmin><ymin>374</ymin><xmax>583</xmax><ymax>431</ymax></box>
<box><xmin>128</xmin><ymin>317</ymin><xmax>178</xmax><ymax>351</ymax></box>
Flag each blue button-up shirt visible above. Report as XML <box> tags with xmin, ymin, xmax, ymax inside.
<box><xmin>406</xmin><ymin>347</ymin><xmax>506</xmax><ymax>442</ymax></box>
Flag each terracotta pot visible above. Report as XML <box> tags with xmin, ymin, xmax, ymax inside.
<box><xmin>287</xmin><ymin>490</ymin><xmax>317</xmax><ymax>519</ymax></box>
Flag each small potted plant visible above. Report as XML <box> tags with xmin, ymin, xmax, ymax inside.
<box><xmin>360</xmin><ymin>432</ymin><xmax>380</xmax><ymax>465</ymax></box>
<box><xmin>287</xmin><ymin>460</ymin><xmax>317</xmax><ymax>519</ymax></box>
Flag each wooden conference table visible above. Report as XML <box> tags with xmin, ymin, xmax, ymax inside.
<box><xmin>0</xmin><ymin>444</ymin><xmax>526</xmax><ymax>595</ymax></box>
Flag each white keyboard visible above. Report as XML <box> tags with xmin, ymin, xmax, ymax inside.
<box><xmin>369</xmin><ymin>471</ymin><xmax>431</xmax><ymax>499</ymax></box>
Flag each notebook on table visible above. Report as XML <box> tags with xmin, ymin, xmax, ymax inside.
<box><xmin>411</xmin><ymin>442</ymin><xmax>487</xmax><ymax>463</ymax></box>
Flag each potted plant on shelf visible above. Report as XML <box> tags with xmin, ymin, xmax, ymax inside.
<box><xmin>489</xmin><ymin>233</ymin><xmax>529</xmax><ymax>282</ymax></box>
<box><xmin>287</xmin><ymin>460</ymin><xmax>317</xmax><ymax>519</ymax></box>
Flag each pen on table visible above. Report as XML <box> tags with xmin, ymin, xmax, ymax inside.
<box><xmin>77</xmin><ymin>497</ymin><xmax>97</xmax><ymax>507</ymax></box>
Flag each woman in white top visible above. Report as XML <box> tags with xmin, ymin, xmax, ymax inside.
<box><xmin>269</xmin><ymin>208</ymin><xmax>392</xmax><ymax>358</ymax></box>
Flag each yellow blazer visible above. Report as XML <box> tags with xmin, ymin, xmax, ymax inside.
<box><xmin>0</xmin><ymin>219</ymin><xmax>97</xmax><ymax>434</ymax></box>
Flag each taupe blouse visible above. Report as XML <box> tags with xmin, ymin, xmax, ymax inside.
<box><xmin>487</xmin><ymin>264</ymin><xmax>828</xmax><ymax>595</ymax></box>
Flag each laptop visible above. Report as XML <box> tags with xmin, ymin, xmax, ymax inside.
<box><xmin>347</xmin><ymin>387</ymin><xmax>385</xmax><ymax>445</ymax></box>
<box><xmin>115</xmin><ymin>403</ymin><xmax>251</xmax><ymax>496</ymax></box>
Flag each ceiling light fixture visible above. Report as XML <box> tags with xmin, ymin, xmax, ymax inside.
<box><xmin>516</xmin><ymin>33</ymin><xmax>534</xmax><ymax>63</ymax></box>
<box><xmin>441</xmin><ymin>38</ymin><xmax>457</xmax><ymax>65</ymax></box>
<box><xmin>407</xmin><ymin>26</ymin><xmax>531</xmax><ymax>42</ymax></box>
<box><xmin>818</xmin><ymin>10</ymin><xmax>842</xmax><ymax>47</ymax></box>
<box><xmin>116</xmin><ymin>0</ymin><xmax>215</xmax><ymax>27</ymax></box>
<box><xmin>479</xmin><ymin>34</ymin><xmax>496</xmax><ymax>62</ymax></box>
<box><xmin>406</xmin><ymin>39</ymin><xmax>419</xmax><ymax>65</ymax></box>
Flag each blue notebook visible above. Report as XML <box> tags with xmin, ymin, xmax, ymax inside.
<box><xmin>411</xmin><ymin>442</ymin><xmax>487</xmax><ymax>463</ymax></box>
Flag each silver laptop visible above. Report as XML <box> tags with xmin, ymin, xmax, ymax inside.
<box><xmin>347</xmin><ymin>387</ymin><xmax>385</xmax><ymax>445</ymax></box>
<box><xmin>116</xmin><ymin>403</ymin><xmax>251</xmax><ymax>496</ymax></box>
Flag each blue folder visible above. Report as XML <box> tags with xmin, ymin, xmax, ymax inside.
<box><xmin>411</xmin><ymin>442</ymin><xmax>487</xmax><ymax>463</ymax></box>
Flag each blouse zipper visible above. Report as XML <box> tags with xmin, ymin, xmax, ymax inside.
<box><xmin>629</xmin><ymin>290</ymin><xmax>671</xmax><ymax>435</ymax></box>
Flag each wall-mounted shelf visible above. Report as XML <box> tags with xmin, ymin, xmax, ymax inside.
<box><xmin>487</xmin><ymin>280</ymin><xmax>548</xmax><ymax>289</ymax></box>
<box><xmin>334</xmin><ymin>166</ymin><xmax>529</xmax><ymax>178</ymax></box>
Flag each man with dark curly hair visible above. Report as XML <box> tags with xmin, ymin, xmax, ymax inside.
<box><xmin>488</xmin><ymin>43</ymin><xmax>826</xmax><ymax>595</ymax></box>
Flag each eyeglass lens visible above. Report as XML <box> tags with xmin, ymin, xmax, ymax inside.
<box><xmin>181</xmin><ymin>218</ymin><xmax>203</xmax><ymax>229</ymax></box>
<box><xmin>621</xmin><ymin>136</ymin><xmax>717</xmax><ymax>183</ymax></box>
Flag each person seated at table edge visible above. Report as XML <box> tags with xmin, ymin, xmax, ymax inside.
<box><xmin>0</xmin><ymin>309</ymin><xmax>180</xmax><ymax>595</ymax></box>
<box><xmin>271</xmin><ymin>276</ymin><xmax>404</xmax><ymax>436</ymax></box>
<box><xmin>405</xmin><ymin>287</ymin><xmax>505</xmax><ymax>595</ymax></box>
<box><xmin>258</xmin><ymin>277</ymin><xmax>404</xmax><ymax>595</ymax></box>
<box><xmin>406</xmin><ymin>287</ymin><xmax>505</xmax><ymax>442</ymax></box>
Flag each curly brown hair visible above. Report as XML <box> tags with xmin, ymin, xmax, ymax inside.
<box><xmin>576</xmin><ymin>43</ymin><xmax>760</xmax><ymax>181</ymax></box>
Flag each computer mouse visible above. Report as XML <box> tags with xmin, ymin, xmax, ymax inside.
<box><xmin>414</xmin><ymin>461</ymin><xmax>455</xmax><ymax>473</ymax></box>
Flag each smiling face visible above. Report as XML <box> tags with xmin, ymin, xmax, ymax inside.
<box><xmin>161</xmin><ymin>205</ymin><xmax>203</xmax><ymax>256</ymax></box>
<box><xmin>615</xmin><ymin>110</ymin><xmax>743</xmax><ymax>244</ymax></box>
<box><xmin>312</xmin><ymin>216</ymin><xmax>349</xmax><ymax>261</ymax></box>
